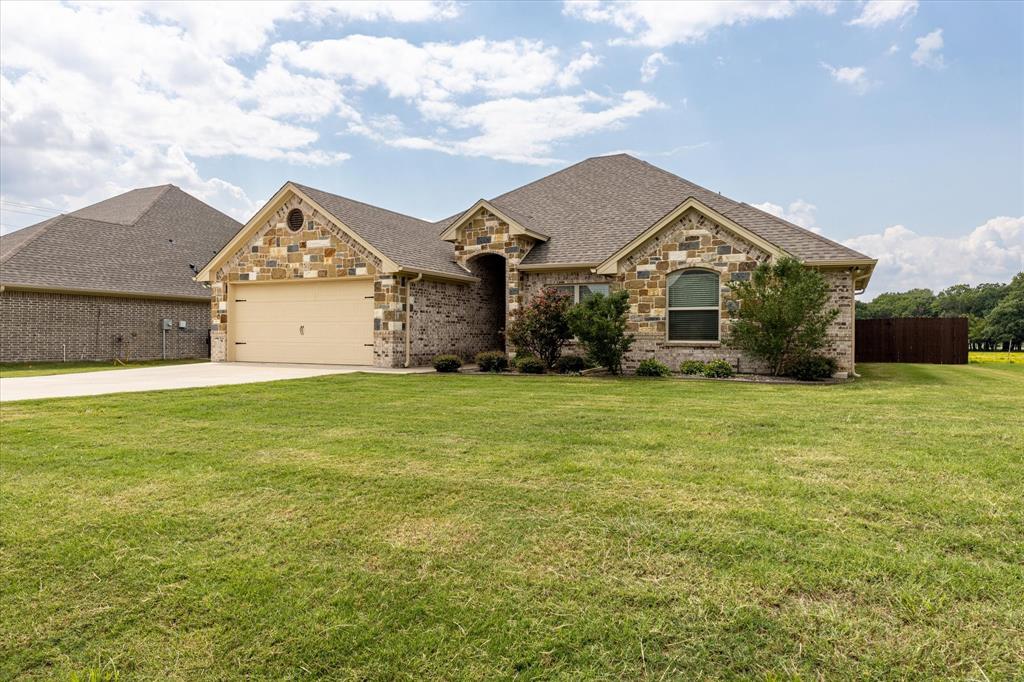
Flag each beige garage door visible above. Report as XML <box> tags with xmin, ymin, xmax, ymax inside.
<box><xmin>230</xmin><ymin>280</ymin><xmax>375</xmax><ymax>365</ymax></box>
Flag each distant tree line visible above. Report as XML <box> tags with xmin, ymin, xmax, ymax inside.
<box><xmin>855</xmin><ymin>272</ymin><xmax>1024</xmax><ymax>351</ymax></box>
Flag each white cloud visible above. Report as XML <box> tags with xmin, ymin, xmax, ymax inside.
<box><xmin>557</xmin><ymin>51</ymin><xmax>602</xmax><ymax>88</ymax></box>
<box><xmin>0</xmin><ymin>1</ymin><xmax>455</xmax><ymax>227</ymax></box>
<box><xmin>563</xmin><ymin>0</ymin><xmax>836</xmax><ymax>47</ymax></box>
<box><xmin>887</xmin><ymin>44</ymin><xmax>900</xmax><ymax>55</ymax></box>
<box><xmin>911</xmin><ymin>29</ymin><xmax>945</xmax><ymax>69</ymax></box>
<box><xmin>845</xmin><ymin>217</ymin><xmax>1024</xmax><ymax>295</ymax></box>
<box><xmin>279</xmin><ymin>35</ymin><xmax>660</xmax><ymax>164</ymax></box>
<box><xmin>848</xmin><ymin>0</ymin><xmax>917</xmax><ymax>28</ymax></box>
<box><xmin>752</xmin><ymin>199</ymin><xmax>820</xmax><ymax>232</ymax></box>
<box><xmin>361</xmin><ymin>91</ymin><xmax>662</xmax><ymax>165</ymax></box>
<box><xmin>640</xmin><ymin>52</ymin><xmax>670</xmax><ymax>83</ymax></box>
<box><xmin>821</xmin><ymin>62</ymin><xmax>872</xmax><ymax>94</ymax></box>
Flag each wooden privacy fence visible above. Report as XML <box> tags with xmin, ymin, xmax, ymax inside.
<box><xmin>856</xmin><ymin>317</ymin><xmax>968</xmax><ymax>364</ymax></box>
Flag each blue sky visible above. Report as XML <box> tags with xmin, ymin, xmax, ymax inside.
<box><xmin>1</xmin><ymin>1</ymin><xmax>1021</xmax><ymax>296</ymax></box>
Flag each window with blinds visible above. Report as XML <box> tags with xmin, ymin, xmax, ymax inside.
<box><xmin>667</xmin><ymin>270</ymin><xmax>720</xmax><ymax>341</ymax></box>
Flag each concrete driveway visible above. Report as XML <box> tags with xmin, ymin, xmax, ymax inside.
<box><xmin>0</xmin><ymin>362</ymin><xmax>430</xmax><ymax>402</ymax></box>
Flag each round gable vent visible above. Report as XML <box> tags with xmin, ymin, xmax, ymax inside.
<box><xmin>286</xmin><ymin>208</ymin><xmax>305</xmax><ymax>232</ymax></box>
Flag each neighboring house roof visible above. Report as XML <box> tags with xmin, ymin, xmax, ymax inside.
<box><xmin>1</xmin><ymin>185</ymin><xmax>242</xmax><ymax>299</ymax></box>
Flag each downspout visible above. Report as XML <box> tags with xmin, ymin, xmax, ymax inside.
<box><xmin>404</xmin><ymin>272</ymin><xmax>424</xmax><ymax>367</ymax></box>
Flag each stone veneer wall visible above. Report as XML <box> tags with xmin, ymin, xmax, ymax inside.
<box><xmin>452</xmin><ymin>208</ymin><xmax>536</xmax><ymax>328</ymax></box>
<box><xmin>208</xmin><ymin>194</ymin><xmax>401</xmax><ymax>365</ymax></box>
<box><xmin>0</xmin><ymin>289</ymin><xmax>209</xmax><ymax>363</ymax></box>
<box><xmin>614</xmin><ymin>207</ymin><xmax>855</xmax><ymax>375</ymax></box>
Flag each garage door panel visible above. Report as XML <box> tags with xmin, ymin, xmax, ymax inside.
<box><xmin>229</xmin><ymin>281</ymin><xmax>374</xmax><ymax>365</ymax></box>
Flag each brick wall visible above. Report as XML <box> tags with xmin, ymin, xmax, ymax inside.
<box><xmin>406</xmin><ymin>256</ymin><xmax>505</xmax><ymax>365</ymax></box>
<box><xmin>0</xmin><ymin>289</ymin><xmax>210</xmax><ymax>363</ymax></box>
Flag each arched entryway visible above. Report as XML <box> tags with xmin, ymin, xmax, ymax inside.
<box><xmin>466</xmin><ymin>253</ymin><xmax>507</xmax><ymax>353</ymax></box>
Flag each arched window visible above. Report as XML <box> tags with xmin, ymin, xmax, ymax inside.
<box><xmin>667</xmin><ymin>269</ymin><xmax>720</xmax><ymax>341</ymax></box>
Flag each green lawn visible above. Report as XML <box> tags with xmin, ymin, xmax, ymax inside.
<box><xmin>2</xmin><ymin>364</ymin><xmax>1021</xmax><ymax>679</ymax></box>
<box><xmin>0</xmin><ymin>359</ymin><xmax>207</xmax><ymax>378</ymax></box>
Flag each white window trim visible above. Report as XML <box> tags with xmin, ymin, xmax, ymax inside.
<box><xmin>666</xmin><ymin>269</ymin><xmax>721</xmax><ymax>343</ymax></box>
<box><xmin>552</xmin><ymin>283</ymin><xmax>609</xmax><ymax>304</ymax></box>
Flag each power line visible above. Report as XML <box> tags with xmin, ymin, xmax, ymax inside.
<box><xmin>0</xmin><ymin>206</ymin><xmax>61</xmax><ymax>219</ymax></box>
<box><xmin>0</xmin><ymin>200</ymin><xmax>63</xmax><ymax>213</ymax></box>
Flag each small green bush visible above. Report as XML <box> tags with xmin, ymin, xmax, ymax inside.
<box><xmin>786</xmin><ymin>354</ymin><xmax>837</xmax><ymax>381</ymax></box>
<box><xmin>635</xmin><ymin>359</ymin><xmax>671</xmax><ymax>377</ymax></box>
<box><xmin>679</xmin><ymin>360</ymin><xmax>707</xmax><ymax>375</ymax></box>
<box><xmin>554</xmin><ymin>354</ymin><xmax>587</xmax><ymax>374</ymax></box>
<box><xmin>475</xmin><ymin>351</ymin><xmax>508</xmax><ymax>372</ymax></box>
<box><xmin>702</xmin><ymin>359</ymin><xmax>735</xmax><ymax>378</ymax></box>
<box><xmin>432</xmin><ymin>354</ymin><xmax>462</xmax><ymax>373</ymax></box>
<box><xmin>514</xmin><ymin>354</ymin><xmax>546</xmax><ymax>374</ymax></box>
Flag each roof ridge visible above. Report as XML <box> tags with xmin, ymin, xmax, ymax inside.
<box><xmin>132</xmin><ymin>184</ymin><xmax>175</xmax><ymax>224</ymax></box>
<box><xmin>490</xmin><ymin>156</ymin><xmax>603</xmax><ymax>204</ymax></box>
<box><xmin>0</xmin><ymin>214</ymin><xmax>66</xmax><ymax>265</ymax></box>
<box><xmin>292</xmin><ymin>182</ymin><xmax>434</xmax><ymax>228</ymax></box>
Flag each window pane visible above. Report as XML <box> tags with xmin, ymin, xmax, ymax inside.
<box><xmin>668</xmin><ymin>310</ymin><xmax>719</xmax><ymax>341</ymax></box>
<box><xmin>552</xmin><ymin>285</ymin><xmax>576</xmax><ymax>302</ymax></box>
<box><xmin>579</xmin><ymin>283</ymin><xmax>609</xmax><ymax>301</ymax></box>
<box><xmin>668</xmin><ymin>270</ymin><xmax>719</xmax><ymax>308</ymax></box>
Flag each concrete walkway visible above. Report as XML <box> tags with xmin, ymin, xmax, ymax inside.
<box><xmin>0</xmin><ymin>362</ymin><xmax>430</xmax><ymax>402</ymax></box>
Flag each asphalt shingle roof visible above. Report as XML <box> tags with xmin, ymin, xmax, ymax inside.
<box><xmin>307</xmin><ymin>154</ymin><xmax>869</xmax><ymax>273</ymax></box>
<box><xmin>293</xmin><ymin>183</ymin><xmax>468</xmax><ymax>277</ymax></box>
<box><xmin>486</xmin><ymin>154</ymin><xmax>870</xmax><ymax>265</ymax></box>
<box><xmin>1</xmin><ymin>186</ymin><xmax>242</xmax><ymax>298</ymax></box>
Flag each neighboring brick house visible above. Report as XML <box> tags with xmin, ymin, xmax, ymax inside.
<box><xmin>1</xmin><ymin>186</ymin><xmax>241</xmax><ymax>363</ymax></box>
<box><xmin>196</xmin><ymin>154</ymin><xmax>875</xmax><ymax>376</ymax></box>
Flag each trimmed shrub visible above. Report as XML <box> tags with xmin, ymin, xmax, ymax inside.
<box><xmin>475</xmin><ymin>351</ymin><xmax>508</xmax><ymax>373</ymax></box>
<box><xmin>636</xmin><ymin>359</ymin><xmax>671</xmax><ymax>377</ymax></box>
<box><xmin>786</xmin><ymin>354</ymin><xmax>837</xmax><ymax>381</ymax></box>
<box><xmin>728</xmin><ymin>257</ymin><xmax>839</xmax><ymax>375</ymax></box>
<box><xmin>702</xmin><ymin>359</ymin><xmax>735</xmax><ymax>378</ymax></box>
<box><xmin>432</xmin><ymin>354</ymin><xmax>462</xmax><ymax>373</ymax></box>
<box><xmin>554</xmin><ymin>354</ymin><xmax>587</xmax><ymax>374</ymax></box>
<box><xmin>679</xmin><ymin>360</ymin><xmax>707</xmax><ymax>375</ymax></box>
<box><xmin>514</xmin><ymin>354</ymin><xmax>546</xmax><ymax>374</ymax></box>
<box><xmin>506</xmin><ymin>287</ymin><xmax>573</xmax><ymax>369</ymax></box>
<box><xmin>566</xmin><ymin>290</ymin><xmax>634</xmax><ymax>374</ymax></box>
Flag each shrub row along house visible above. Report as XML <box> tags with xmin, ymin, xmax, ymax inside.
<box><xmin>196</xmin><ymin>154</ymin><xmax>875</xmax><ymax>376</ymax></box>
<box><xmin>0</xmin><ymin>186</ymin><xmax>240</xmax><ymax>363</ymax></box>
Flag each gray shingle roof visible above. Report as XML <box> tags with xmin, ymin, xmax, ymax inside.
<box><xmin>293</xmin><ymin>183</ymin><xmax>468</xmax><ymax>277</ymax></box>
<box><xmin>1</xmin><ymin>186</ymin><xmax>242</xmax><ymax>299</ymax></box>
<box><xmin>485</xmin><ymin>154</ymin><xmax>870</xmax><ymax>265</ymax></box>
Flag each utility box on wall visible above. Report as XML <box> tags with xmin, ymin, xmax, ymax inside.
<box><xmin>161</xmin><ymin>318</ymin><xmax>173</xmax><ymax>331</ymax></box>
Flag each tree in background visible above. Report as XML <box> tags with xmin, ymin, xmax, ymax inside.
<box><xmin>505</xmin><ymin>287</ymin><xmax>573</xmax><ymax>368</ymax></box>
<box><xmin>984</xmin><ymin>273</ymin><xmax>1024</xmax><ymax>351</ymax></box>
<box><xmin>566</xmin><ymin>291</ymin><xmax>634</xmax><ymax>374</ymax></box>
<box><xmin>728</xmin><ymin>257</ymin><xmax>839</xmax><ymax>376</ymax></box>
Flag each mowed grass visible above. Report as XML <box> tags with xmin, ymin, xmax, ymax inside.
<box><xmin>0</xmin><ymin>359</ymin><xmax>206</xmax><ymax>378</ymax></box>
<box><xmin>1</xmin><ymin>364</ymin><xmax>1022</xmax><ymax>679</ymax></box>
<box><xmin>970</xmin><ymin>351</ymin><xmax>1024</xmax><ymax>364</ymax></box>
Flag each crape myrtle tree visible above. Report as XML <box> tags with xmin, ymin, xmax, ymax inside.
<box><xmin>505</xmin><ymin>287</ymin><xmax>573</xmax><ymax>368</ymax></box>
<box><xmin>727</xmin><ymin>257</ymin><xmax>839</xmax><ymax>376</ymax></box>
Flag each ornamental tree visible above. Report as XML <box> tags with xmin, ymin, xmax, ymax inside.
<box><xmin>727</xmin><ymin>257</ymin><xmax>839</xmax><ymax>376</ymax></box>
<box><xmin>506</xmin><ymin>287</ymin><xmax>573</xmax><ymax>368</ymax></box>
